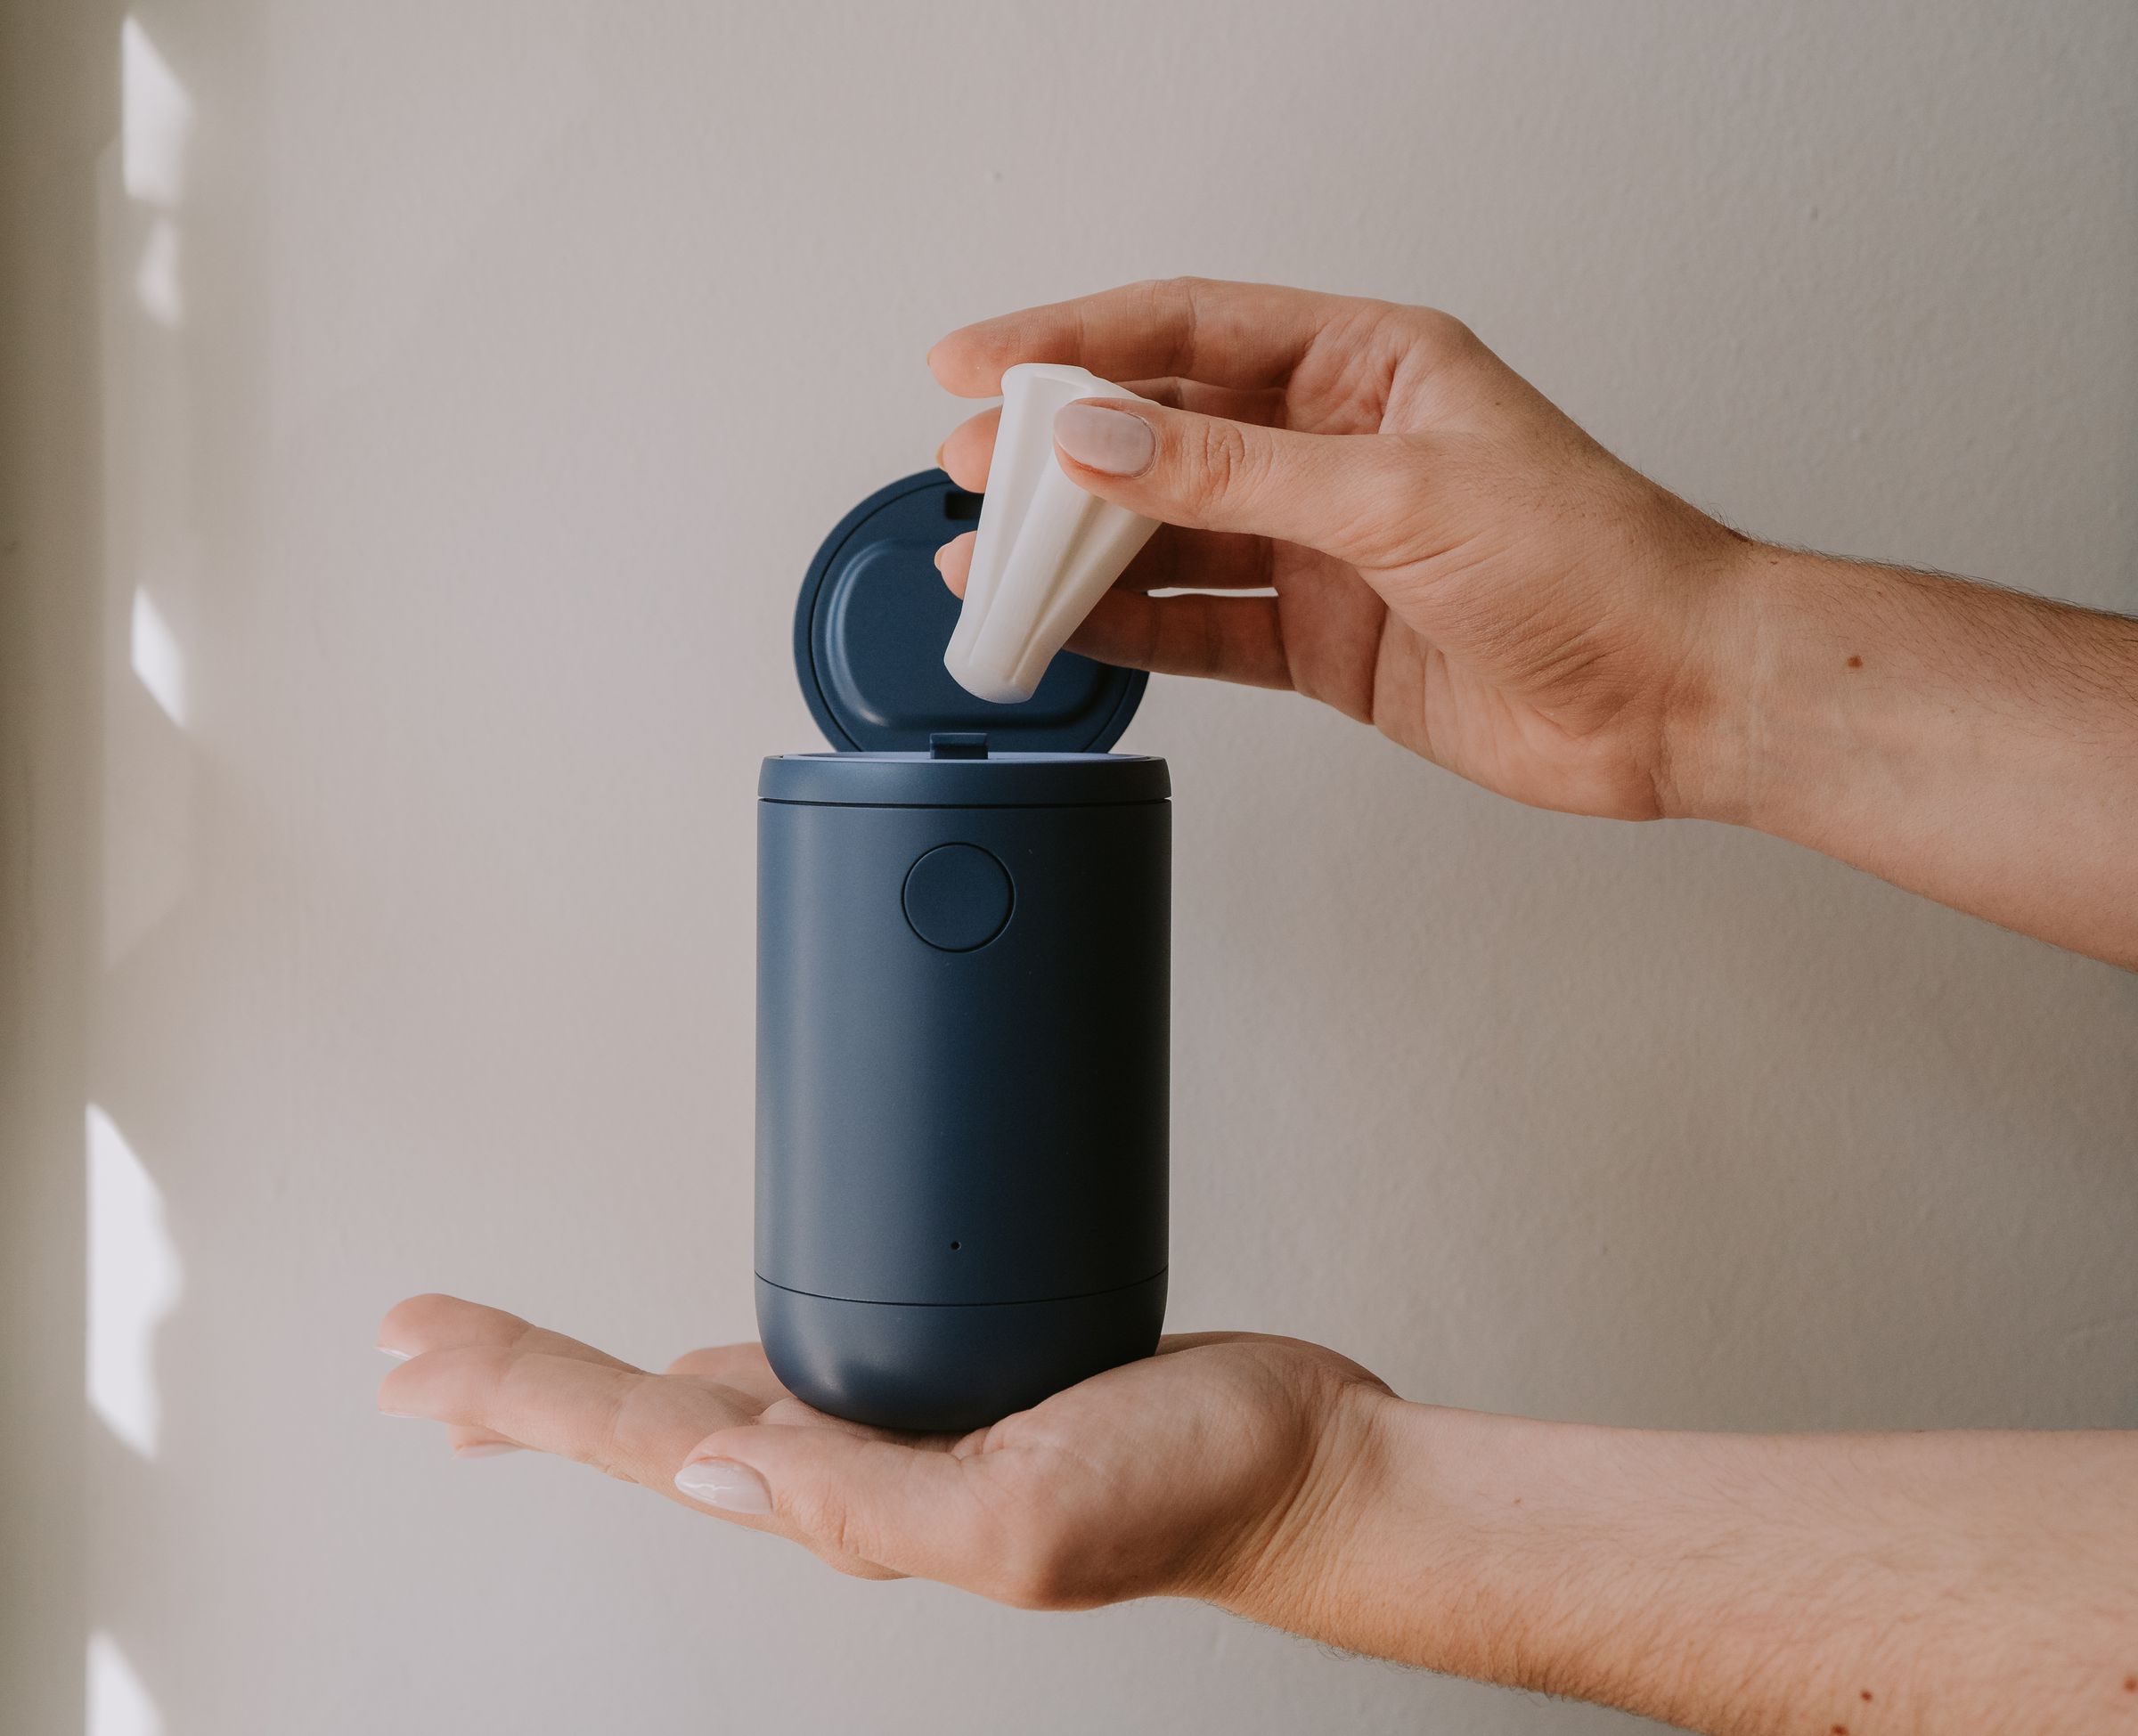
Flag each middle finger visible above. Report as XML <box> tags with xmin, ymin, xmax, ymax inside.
<box><xmin>936</xmin><ymin>520</ymin><xmax>1276</xmax><ymax>601</ymax></box>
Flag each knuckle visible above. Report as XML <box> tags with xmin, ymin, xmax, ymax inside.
<box><xmin>1137</xmin><ymin>276</ymin><xmax>1217</xmax><ymax>373</ymax></box>
<box><xmin>1407</xmin><ymin>306</ymin><xmax>1482</xmax><ymax>364</ymax></box>
<box><xmin>786</xmin><ymin>1482</ymin><xmax>866</xmax><ymax>1560</ymax></box>
<box><xmin>660</xmin><ymin>1344</ymin><xmax>742</xmax><ymax>1381</ymax></box>
<box><xmin>536</xmin><ymin>1363</ymin><xmax>631</xmax><ymax>1479</ymax></box>
<box><xmin>1326</xmin><ymin>438</ymin><xmax>1433</xmax><ymax>568</ymax></box>
<box><xmin>1139</xmin><ymin>273</ymin><xmax>1209</xmax><ymax>306</ymax></box>
<box><xmin>420</xmin><ymin>1343</ymin><xmax>513</xmax><ymax>1430</ymax></box>
<box><xmin>1179</xmin><ymin>416</ymin><xmax>1261</xmax><ymax>516</ymax></box>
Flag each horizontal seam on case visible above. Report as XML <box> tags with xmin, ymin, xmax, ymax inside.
<box><xmin>759</xmin><ymin>798</ymin><xmax>1170</xmax><ymax>811</ymax></box>
<box><xmin>754</xmin><ymin>1267</ymin><xmax>1168</xmax><ymax>1309</ymax></box>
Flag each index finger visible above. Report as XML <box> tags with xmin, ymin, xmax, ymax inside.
<box><xmin>378</xmin><ymin>1292</ymin><xmax>640</xmax><ymax>1373</ymax></box>
<box><xmin>382</xmin><ymin>1343</ymin><xmax>748</xmax><ymax>1491</ymax></box>
<box><xmin>927</xmin><ymin>277</ymin><xmax>1365</xmax><ymax>397</ymax></box>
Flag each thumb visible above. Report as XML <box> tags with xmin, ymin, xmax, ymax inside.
<box><xmin>1052</xmin><ymin>396</ymin><xmax>1408</xmax><ymax>559</ymax></box>
<box><xmin>674</xmin><ymin>1422</ymin><xmax>1000</xmax><ymax>1587</ymax></box>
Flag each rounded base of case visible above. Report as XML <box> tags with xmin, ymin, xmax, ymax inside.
<box><xmin>755</xmin><ymin>1270</ymin><xmax>1168</xmax><ymax>1434</ymax></box>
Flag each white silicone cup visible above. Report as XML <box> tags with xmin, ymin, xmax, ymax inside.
<box><xmin>943</xmin><ymin>363</ymin><xmax>1161</xmax><ymax>705</ymax></box>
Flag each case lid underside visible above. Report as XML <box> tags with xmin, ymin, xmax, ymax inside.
<box><xmin>792</xmin><ymin>469</ymin><xmax>1147</xmax><ymax>756</ymax></box>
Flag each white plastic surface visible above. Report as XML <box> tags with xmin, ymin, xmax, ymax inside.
<box><xmin>943</xmin><ymin>363</ymin><xmax>1162</xmax><ymax>705</ymax></box>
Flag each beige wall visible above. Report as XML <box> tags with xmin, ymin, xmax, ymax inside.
<box><xmin>4</xmin><ymin>3</ymin><xmax>2134</xmax><ymax>1732</ymax></box>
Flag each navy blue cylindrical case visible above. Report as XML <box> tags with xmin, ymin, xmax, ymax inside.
<box><xmin>755</xmin><ymin>470</ymin><xmax>1169</xmax><ymax>1433</ymax></box>
<box><xmin>755</xmin><ymin>752</ymin><xmax>1169</xmax><ymax>1431</ymax></box>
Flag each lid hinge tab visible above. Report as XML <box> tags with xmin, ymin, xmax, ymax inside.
<box><xmin>928</xmin><ymin>732</ymin><xmax>990</xmax><ymax>761</ymax></box>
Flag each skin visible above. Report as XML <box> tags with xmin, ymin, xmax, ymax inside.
<box><xmin>382</xmin><ymin>281</ymin><xmax>2138</xmax><ymax>1733</ymax></box>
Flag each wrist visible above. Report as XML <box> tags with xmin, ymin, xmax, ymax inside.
<box><xmin>1334</xmin><ymin>1397</ymin><xmax>1577</xmax><ymax>1685</ymax></box>
<box><xmin>1273</xmin><ymin>1398</ymin><xmax>1730</xmax><ymax>1716</ymax></box>
<box><xmin>1661</xmin><ymin>542</ymin><xmax>2138</xmax><ymax>961</ymax></box>
<box><xmin>1654</xmin><ymin>534</ymin><xmax>1803</xmax><ymax>827</ymax></box>
<box><xmin>1202</xmin><ymin>1387</ymin><xmax>1548</xmax><ymax>1679</ymax></box>
<box><xmin>1194</xmin><ymin>1375</ymin><xmax>1399</xmax><ymax>1635</ymax></box>
<box><xmin>1227</xmin><ymin>1394</ymin><xmax>1724</xmax><ymax>1710</ymax></box>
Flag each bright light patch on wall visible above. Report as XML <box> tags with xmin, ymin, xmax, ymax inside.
<box><xmin>87</xmin><ymin>1105</ymin><xmax>183</xmax><ymax>1461</ymax></box>
<box><xmin>129</xmin><ymin>588</ymin><xmax>187</xmax><ymax>727</ymax></box>
<box><xmin>86</xmin><ymin>1632</ymin><xmax>163</xmax><ymax>1736</ymax></box>
<box><xmin>135</xmin><ymin>217</ymin><xmax>183</xmax><ymax>327</ymax></box>
<box><xmin>120</xmin><ymin>17</ymin><xmax>192</xmax><ymax>208</ymax></box>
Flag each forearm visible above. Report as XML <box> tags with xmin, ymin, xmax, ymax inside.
<box><xmin>1247</xmin><ymin>1398</ymin><xmax>2138</xmax><ymax>1733</ymax></box>
<box><xmin>1676</xmin><ymin>547</ymin><xmax>2138</xmax><ymax>966</ymax></box>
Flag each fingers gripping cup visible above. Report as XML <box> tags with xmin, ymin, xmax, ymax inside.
<box><xmin>942</xmin><ymin>363</ymin><xmax>1162</xmax><ymax>705</ymax></box>
<box><xmin>759</xmin><ymin>470</ymin><xmax>1169</xmax><ymax>1434</ymax></box>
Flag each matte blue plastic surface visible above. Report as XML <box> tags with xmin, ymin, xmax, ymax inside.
<box><xmin>755</xmin><ymin>471</ymin><xmax>1170</xmax><ymax>1435</ymax></box>
<box><xmin>756</xmin><ymin>1273</ymin><xmax>1168</xmax><ymax>1435</ymax></box>
<box><xmin>758</xmin><ymin>748</ymin><xmax>1168</xmax><ymax>807</ymax></box>
<box><xmin>757</xmin><ymin>797</ymin><xmax>1168</xmax><ymax>1306</ymax></box>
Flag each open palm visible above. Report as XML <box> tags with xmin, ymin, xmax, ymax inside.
<box><xmin>379</xmin><ymin>1294</ymin><xmax>1386</xmax><ymax>1611</ymax></box>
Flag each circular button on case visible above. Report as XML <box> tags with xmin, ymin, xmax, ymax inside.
<box><xmin>902</xmin><ymin>844</ymin><xmax>1014</xmax><ymax>951</ymax></box>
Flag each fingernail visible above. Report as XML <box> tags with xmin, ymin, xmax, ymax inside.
<box><xmin>1054</xmin><ymin>403</ymin><xmax>1154</xmax><ymax>477</ymax></box>
<box><xmin>673</xmin><ymin>1458</ymin><xmax>772</xmax><ymax>1514</ymax></box>
<box><xmin>933</xmin><ymin>543</ymin><xmax>947</xmax><ymax>571</ymax></box>
<box><xmin>453</xmin><ymin>1442</ymin><xmax>519</xmax><ymax>1460</ymax></box>
<box><xmin>934</xmin><ymin>443</ymin><xmax>947</xmax><ymax>470</ymax></box>
<box><xmin>378</xmin><ymin>1345</ymin><xmax>412</xmax><ymax>1361</ymax></box>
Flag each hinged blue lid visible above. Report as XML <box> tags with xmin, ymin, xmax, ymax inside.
<box><xmin>793</xmin><ymin>469</ymin><xmax>1147</xmax><ymax>754</ymax></box>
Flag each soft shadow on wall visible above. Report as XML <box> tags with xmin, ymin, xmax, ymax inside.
<box><xmin>6</xmin><ymin>8</ymin><xmax>206</xmax><ymax>1734</ymax></box>
<box><xmin>82</xmin><ymin>11</ymin><xmax>197</xmax><ymax>1735</ymax></box>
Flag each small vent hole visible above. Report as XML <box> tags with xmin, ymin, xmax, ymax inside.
<box><xmin>942</xmin><ymin>490</ymin><xmax>983</xmax><ymax>522</ymax></box>
<box><xmin>949</xmin><ymin>1241</ymin><xmax>962</xmax><ymax>1251</ymax></box>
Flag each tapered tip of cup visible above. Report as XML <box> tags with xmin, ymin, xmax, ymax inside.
<box><xmin>943</xmin><ymin>650</ymin><xmax>1036</xmax><ymax>705</ymax></box>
